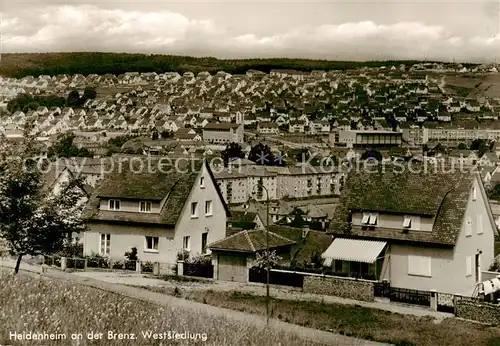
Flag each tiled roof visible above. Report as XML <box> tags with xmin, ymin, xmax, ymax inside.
<box><xmin>328</xmin><ymin>163</ymin><xmax>476</xmax><ymax>246</ymax></box>
<box><xmin>83</xmin><ymin>158</ymin><xmax>229</xmax><ymax>226</ymax></box>
<box><xmin>209</xmin><ymin>229</ymin><xmax>295</xmax><ymax>253</ymax></box>
<box><xmin>228</xmin><ymin>211</ymin><xmax>258</xmax><ymax>223</ymax></box>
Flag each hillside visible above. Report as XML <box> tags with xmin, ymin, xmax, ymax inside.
<box><xmin>0</xmin><ymin>52</ymin><xmax>438</xmax><ymax>78</ymax></box>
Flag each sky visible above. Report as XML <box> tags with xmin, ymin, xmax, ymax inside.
<box><xmin>1</xmin><ymin>1</ymin><xmax>500</xmax><ymax>62</ymax></box>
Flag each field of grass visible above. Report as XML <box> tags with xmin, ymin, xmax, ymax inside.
<box><xmin>0</xmin><ymin>274</ymin><xmax>326</xmax><ymax>346</ymax></box>
<box><xmin>139</xmin><ymin>286</ymin><xmax>500</xmax><ymax>346</ymax></box>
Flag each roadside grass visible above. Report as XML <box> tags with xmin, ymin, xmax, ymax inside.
<box><xmin>139</xmin><ymin>286</ymin><xmax>500</xmax><ymax>346</ymax></box>
<box><xmin>0</xmin><ymin>274</ymin><xmax>327</xmax><ymax>346</ymax></box>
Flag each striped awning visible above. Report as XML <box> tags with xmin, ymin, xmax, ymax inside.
<box><xmin>482</xmin><ymin>277</ymin><xmax>500</xmax><ymax>295</ymax></box>
<box><xmin>322</xmin><ymin>238</ymin><xmax>387</xmax><ymax>266</ymax></box>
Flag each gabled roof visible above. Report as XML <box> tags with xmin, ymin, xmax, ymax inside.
<box><xmin>329</xmin><ymin>163</ymin><xmax>476</xmax><ymax>246</ymax></box>
<box><xmin>209</xmin><ymin>229</ymin><xmax>295</xmax><ymax>253</ymax></box>
<box><xmin>83</xmin><ymin>158</ymin><xmax>230</xmax><ymax>226</ymax></box>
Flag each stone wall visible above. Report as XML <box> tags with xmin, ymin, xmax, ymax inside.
<box><xmin>455</xmin><ymin>300</ymin><xmax>500</xmax><ymax>325</ymax></box>
<box><xmin>303</xmin><ymin>276</ymin><xmax>375</xmax><ymax>302</ymax></box>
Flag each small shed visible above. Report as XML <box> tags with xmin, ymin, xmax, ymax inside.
<box><xmin>209</xmin><ymin>229</ymin><xmax>295</xmax><ymax>283</ymax></box>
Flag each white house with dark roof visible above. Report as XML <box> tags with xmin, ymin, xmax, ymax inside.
<box><xmin>326</xmin><ymin>164</ymin><xmax>497</xmax><ymax>296</ymax></box>
<box><xmin>82</xmin><ymin>158</ymin><xmax>230</xmax><ymax>264</ymax></box>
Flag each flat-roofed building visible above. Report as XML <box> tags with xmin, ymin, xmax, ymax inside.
<box><xmin>339</xmin><ymin>130</ymin><xmax>403</xmax><ymax>148</ymax></box>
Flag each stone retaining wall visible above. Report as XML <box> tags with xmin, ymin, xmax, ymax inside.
<box><xmin>455</xmin><ymin>300</ymin><xmax>500</xmax><ymax>325</ymax></box>
<box><xmin>303</xmin><ymin>276</ymin><xmax>375</xmax><ymax>302</ymax></box>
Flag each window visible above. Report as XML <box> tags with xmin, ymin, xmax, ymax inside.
<box><xmin>334</xmin><ymin>259</ymin><xmax>343</xmax><ymax>273</ymax></box>
<box><xmin>403</xmin><ymin>216</ymin><xmax>412</xmax><ymax>228</ymax></box>
<box><xmin>472</xmin><ymin>186</ymin><xmax>477</xmax><ymax>201</ymax></box>
<box><xmin>100</xmin><ymin>234</ymin><xmax>110</xmax><ymax>255</ymax></box>
<box><xmin>477</xmin><ymin>214</ymin><xmax>483</xmax><ymax>234</ymax></box>
<box><xmin>205</xmin><ymin>200</ymin><xmax>213</xmax><ymax>216</ymax></box>
<box><xmin>183</xmin><ymin>236</ymin><xmax>191</xmax><ymax>251</ymax></box>
<box><xmin>369</xmin><ymin>213</ymin><xmax>378</xmax><ymax>225</ymax></box>
<box><xmin>191</xmin><ymin>202</ymin><xmax>198</xmax><ymax>218</ymax></box>
<box><xmin>362</xmin><ymin>212</ymin><xmax>370</xmax><ymax>224</ymax></box>
<box><xmin>200</xmin><ymin>176</ymin><xmax>205</xmax><ymax>188</ymax></box>
<box><xmin>465</xmin><ymin>217</ymin><xmax>472</xmax><ymax>237</ymax></box>
<box><xmin>466</xmin><ymin>256</ymin><xmax>472</xmax><ymax>277</ymax></box>
<box><xmin>408</xmin><ymin>255</ymin><xmax>431</xmax><ymax>277</ymax></box>
<box><xmin>201</xmin><ymin>232</ymin><xmax>208</xmax><ymax>254</ymax></box>
<box><xmin>145</xmin><ymin>236</ymin><xmax>159</xmax><ymax>251</ymax></box>
<box><xmin>139</xmin><ymin>201</ymin><xmax>152</xmax><ymax>213</ymax></box>
<box><xmin>109</xmin><ymin>199</ymin><xmax>120</xmax><ymax>210</ymax></box>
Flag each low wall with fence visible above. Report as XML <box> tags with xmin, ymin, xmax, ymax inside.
<box><xmin>455</xmin><ymin>299</ymin><xmax>500</xmax><ymax>325</ymax></box>
<box><xmin>43</xmin><ymin>255</ymin><xmax>154</xmax><ymax>274</ymax></box>
<box><xmin>303</xmin><ymin>275</ymin><xmax>375</xmax><ymax>302</ymax></box>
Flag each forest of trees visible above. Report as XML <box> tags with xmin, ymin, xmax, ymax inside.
<box><xmin>0</xmin><ymin>53</ymin><xmax>451</xmax><ymax>78</ymax></box>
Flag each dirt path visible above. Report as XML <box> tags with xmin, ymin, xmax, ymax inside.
<box><xmin>0</xmin><ymin>259</ymin><xmax>390</xmax><ymax>346</ymax></box>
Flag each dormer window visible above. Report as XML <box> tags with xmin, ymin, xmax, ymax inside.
<box><xmin>362</xmin><ymin>212</ymin><xmax>370</xmax><ymax>224</ymax></box>
<box><xmin>403</xmin><ymin>216</ymin><xmax>412</xmax><ymax>228</ymax></box>
<box><xmin>139</xmin><ymin>201</ymin><xmax>152</xmax><ymax>213</ymax></box>
<box><xmin>109</xmin><ymin>199</ymin><xmax>120</xmax><ymax>211</ymax></box>
<box><xmin>362</xmin><ymin>212</ymin><xmax>378</xmax><ymax>226</ymax></box>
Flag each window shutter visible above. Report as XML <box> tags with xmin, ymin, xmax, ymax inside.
<box><xmin>477</xmin><ymin>214</ymin><xmax>483</xmax><ymax>234</ymax></box>
<box><xmin>466</xmin><ymin>256</ymin><xmax>472</xmax><ymax>276</ymax></box>
<box><xmin>408</xmin><ymin>255</ymin><xmax>431</xmax><ymax>277</ymax></box>
<box><xmin>465</xmin><ymin>217</ymin><xmax>472</xmax><ymax>237</ymax></box>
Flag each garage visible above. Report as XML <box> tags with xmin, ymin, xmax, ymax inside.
<box><xmin>216</xmin><ymin>254</ymin><xmax>248</xmax><ymax>283</ymax></box>
<box><xmin>208</xmin><ymin>229</ymin><xmax>296</xmax><ymax>283</ymax></box>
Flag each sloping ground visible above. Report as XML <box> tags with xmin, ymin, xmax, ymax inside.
<box><xmin>443</xmin><ymin>74</ymin><xmax>486</xmax><ymax>97</ymax></box>
<box><xmin>473</xmin><ymin>74</ymin><xmax>500</xmax><ymax>99</ymax></box>
<box><xmin>443</xmin><ymin>73</ymin><xmax>500</xmax><ymax>99</ymax></box>
<box><xmin>0</xmin><ymin>259</ymin><xmax>383</xmax><ymax>346</ymax></box>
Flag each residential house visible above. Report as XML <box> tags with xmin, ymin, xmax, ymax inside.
<box><xmin>82</xmin><ymin>159</ymin><xmax>230</xmax><ymax>263</ymax></box>
<box><xmin>448</xmin><ymin>150</ymin><xmax>479</xmax><ymax>166</ymax></box>
<box><xmin>478</xmin><ymin>153</ymin><xmax>500</xmax><ymax>167</ymax></box>
<box><xmin>326</xmin><ymin>164</ymin><xmax>497</xmax><ymax>295</ymax></box>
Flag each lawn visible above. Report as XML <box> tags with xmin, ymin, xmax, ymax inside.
<box><xmin>140</xmin><ymin>286</ymin><xmax>500</xmax><ymax>346</ymax></box>
<box><xmin>0</xmin><ymin>274</ymin><xmax>326</xmax><ymax>346</ymax></box>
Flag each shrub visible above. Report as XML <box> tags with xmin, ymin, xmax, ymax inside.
<box><xmin>112</xmin><ymin>261</ymin><xmax>124</xmax><ymax>270</ymax></box>
<box><xmin>66</xmin><ymin>257</ymin><xmax>86</xmax><ymax>269</ymax></box>
<box><xmin>142</xmin><ymin>261</ymin><xmax>153</xmax><ymax>273</ymax></box>
<box><xmin>177</xmin><ymin>250</ymin><xmax>190</xmax><ymax>261</ymax></box>
<box><xmin>125</xmin><ymin>247</ymin><xmax>138</xmax><ymax>262</ymax></box>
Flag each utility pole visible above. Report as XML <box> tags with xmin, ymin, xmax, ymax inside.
<box><xmin>266</xmin><ymin>190</ymin><xmax>270</xmax><ymax>325</ymax></box>
<box><xmin>247</xmin><ymin>184</ymin><xmax>271</xmax><ymax>325</ymax></box>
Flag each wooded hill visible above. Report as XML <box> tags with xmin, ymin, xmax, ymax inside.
<box><xmin>0</xmin><ymin>52</ymin><xmax>461</xmax><ymax>78</ymax></box>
